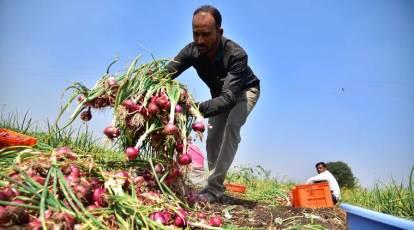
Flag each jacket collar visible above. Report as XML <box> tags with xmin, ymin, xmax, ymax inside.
<box><xmin>214</xmin><ymin>36</ymin><xmax>224</xmax><ymax>63</ymax></box>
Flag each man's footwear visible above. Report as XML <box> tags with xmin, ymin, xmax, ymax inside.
<box><xmin>198</xmin><ymin>189</ymin><xmax>219</xmax><ymax>203</ymax></box>
<box><xmin>198</xmin><ymin>192</ymin><xmax>217</xmax><ymax>203</ymax></box>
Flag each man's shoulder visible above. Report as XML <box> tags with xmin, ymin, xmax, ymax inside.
<box><xmin>222</xmin><ymin>36</ymin><xmax>247</xmax><ymax>57</ymax></box>
<box><xmin>179</xmin><ymin>42</ymin><xmax>197</xmax><ymax>58</ymax></box>
<box><xmin>325</xmin><ymin>171</ymin><xmax>338</xmax><ymax>181</ymax></box>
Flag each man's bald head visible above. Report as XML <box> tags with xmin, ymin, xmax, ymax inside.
<box><xmin>193</xmin><ymin>5</ymin><xmax>222</xmax><ymax>28</ymax></box>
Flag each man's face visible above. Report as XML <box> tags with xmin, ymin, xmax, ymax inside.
<box><xmin>316</xmin><ymin>165</ymin><xmax>326</xmax><ymax>174</ymax></box>
<box><xmin>192</xmin><ymin>12</ymin><xmax>223</xmax><ymax>57</ymax></box>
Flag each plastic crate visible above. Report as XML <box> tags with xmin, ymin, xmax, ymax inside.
<box><xmin>0</xmin><ymin>128</ymin><xmax>37</xmax><ymax>148</ymax></box>
<box><xmin>341</xmin><ymin>203</ymin><xmax>414</xmax><ymax>230</ymax></box>
<box><xmin>224</xmin><ymin>183</ymin><xmax>247</xmax><ymax>193</ymax></box>
<box><xmin>291</xmin><ymin>182</ymin><xmax>334</xmax><ymax>208</ymax></box>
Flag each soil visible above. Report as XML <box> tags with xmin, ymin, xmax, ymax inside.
<box><xmin>191</xmin><ymin>191</ymin><xmax>347</xmax><ymax>229</ymax></box>
<box><xmin>0</xmin><ymin>191</ymin><xmax>347</xmax><ymax>230</ymax></box>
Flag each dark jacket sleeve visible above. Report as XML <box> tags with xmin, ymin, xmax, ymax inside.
<box><xmin>166</xmin><ymin>44</ymin><xmax>193</xmax><ymax>79</ymax></box>
<box><xmin>199</xmin><ymin>54</ymin><xmax>248</xmax><ymax>117</ymax></box>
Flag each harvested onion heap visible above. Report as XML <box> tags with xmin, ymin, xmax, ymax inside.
<box><xmin>0</xmin><ymin>146</ymin><xmax>223</xmax><ymax>229</ymax></box>
<box><xmin>0</xmin><ymin>57</ymin><xmax>226</xmax><ymax>229</ymax></box>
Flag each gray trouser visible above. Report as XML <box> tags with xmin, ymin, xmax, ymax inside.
<box><xmin>205</xmin><ymin>85</ymin><xmax>260</xmax><ymax>197</ymax></box>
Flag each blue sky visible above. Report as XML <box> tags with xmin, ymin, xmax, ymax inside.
<box><xmin>1</xmin><ymin>0</ymin><xmax>413</xmax><ymax>188</ymax></box>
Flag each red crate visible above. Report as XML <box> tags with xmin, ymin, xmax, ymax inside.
<box><xmin>291</xmin><ymin>182</ymin><xmax>334</xmax><ymax>208</ymax></box>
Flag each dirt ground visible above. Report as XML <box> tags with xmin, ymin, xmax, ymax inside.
<box><xmin>192</xmin><ymin>191</ymin><xmax>347</xmax><ymax>229</ymax></box>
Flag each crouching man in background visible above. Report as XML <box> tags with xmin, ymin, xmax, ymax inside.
<box><xmin>306</xmin><ymin>162</ymin><xmax>341</xmax><ymax>204</ymax></box>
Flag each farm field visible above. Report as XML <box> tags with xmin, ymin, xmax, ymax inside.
<box><xmin>1</xmin><ymin>111</ymin><xmax>413</xmax><ymax>229</ymax></box>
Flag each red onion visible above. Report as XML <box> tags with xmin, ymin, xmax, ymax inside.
<box><xmin>164</xmin><ymin>100</ymin><xmax>171</xmax><ymax>110</ymax></box>
<box><xmin>77</xmin><ymin>95</ymin><xmax>85</xmax><ymax>103</ymax></box>
<box><xmin>156</xmin><ymin>96</ymin><xmax>169</xmax><ymax>110</ymax></box>
<box><xmin>163</xmin><ymin>123</ymin><xmax>178</xmax><ymax>136</ymax></box>
<box><xmin>28</xmin><ymin>217</ymin><xmax>42</xmax><ymax>230</ymax></box>
<box><xmin>164</xmin><ymin>176</ymin><xmax>175</xmax><ymax>186</ymax></box>
<box><xmin>161</xmin><ymin>210</ymin><xmax>172</xmax><ymax>222</ymax></box>
<box><xmin>89</xmin><ymin>178</ymin><xmax>102</xmax><ymax>190</ymax></box>
<box><xmin>133</xmin><ymin>176</ymin><xmax>146</xmax><ymax>185</ymax></box>
<box><xmin>147</xmin><ymin>102</ymin><xmax>160</xmax><ymax>115</ymax></box>
<box><xmin>2</xmin><ymin>187</ymin><xmax>18</xmax><ymax>200</ymax></box>
<box><xmin>150</xmin><ymin>212</ymin><xmax>167</xmax><ymax>225</ymax></box>
<box><xmin>125</xmin><ymin>147</ymin><xmax>139</xmax><ymax>160</ymax></box>
<box><xmin>74</xmin><ymin>184</ymin><xmax>92</xmax><ymax>203</ymax></box>
<box><xmin>0</xmin><ymin>191</ymin><xmax>8</xmax><ymax>201</ymax></box>
<box><xmin>55</xmin><ymin>146</ymin><xmax>77</xmax><ymax>160</ymax></box>
<box><xmin>122</xmin><ymin>100</ymin><xmax>140</xmax><ymax>113</ymax></box>
<box><xmin>178</xmin><ymin>154</ymin><xmax>192</xmax><ymax>165</ymax></box>
<box><xmin>174</xmin><ymin>215</ymin><xmax>186</xmax><ymax>227</ymax></box>
<box><xmin>69</xmin><ymin>165</ymin><xmax>81</xmax><ymax>177</ymax></box>
<box><xmin>175</xmin><ymin>143</ymin><xmax>183</xmax><ymax>153</ymax></box>
<box><xmin>170</xmin><ymin>166</ymin><xmax>181</xmax><ymax>177</ymax></box>
<box><xmin>192</xmin><ymin>121</ymin><xmax>205</xmax><ymax>132</ymax></box>
<box><xmin>103</xmin><ymin>126</ymin><xmax>121</xmax><ymax>139</ymax></box>
<box><xmin>32</xmin><ymin>175</ymin><xmax>46</xmax><ymax>185</ymax></box>
<box><xmin>0</xmin><ymin>206</ymin><xmax>10</xmax><ymax>224</ymax></box>
<box><xmin>65</xmin><ymin>174</ymin><xmax>80</xmax><ymax>186</ymax></box>
<box><xmin>154</xmin><ymin>163</ymin><xmax>164</xmax><ymax>174</ymax></box>
<box><xmin>174</xmin><ymin>208</ymin><xmax>187</xmax><ymax>227</ymax></box>
<box><xmin>10</xmin><ymin>173</ymin><xmax>22</xmax><ymax>182</ymax></box>
<box><xmin>107</xmin><ymin>77</ymin><xmax>117</xmax><ymax>87</ymax></box>
<box><xmin>80</xmin><ymin>108</ymin><xmax>92</xmax><ymax>121</ymax></box>
<box><xmin>175</xmin><ymin>104</ymin><xmax>182</xmax><ymax>113</ymax></box>
<box><xmin>139</xmin><ymin>106</ymin><xmax>149</xmax><ymax>117</ymax></box>
<box><xmin>92</xmin><ymin>188</ymin><xmax>107</xmax><ymax>207</ymax></box>
<box><xmin>209</xmin><ymin>215</ymin><xmax>223</xmax><ymax>227</ymax></box>
<box><xmin>150</xmin><ymin>95</ymin><xmax>158</xmax><ymax>104</ymax></box>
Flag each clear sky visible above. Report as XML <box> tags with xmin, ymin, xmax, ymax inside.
<box><xmin>1</xmin><ymin>0</ymin><xmax>413</xmax><ymax>188</ymax></box>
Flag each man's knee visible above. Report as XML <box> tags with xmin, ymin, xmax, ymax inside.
<box><xmin>225</xmin><ymin>121</ymin><xmax>242</xmax><ymax>140</ymax></box>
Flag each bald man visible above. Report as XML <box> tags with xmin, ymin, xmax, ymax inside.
<box><xmin>167</xmin><ymin>5</ymin><xmax>260</xmax><ymax>202</ymax></box>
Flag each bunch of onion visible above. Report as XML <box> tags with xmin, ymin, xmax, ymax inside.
<box><xmin>0</xmin><ymin>152</ymin><xmax>107</xmax><ymax>229</ymax></box>
<box><xmin>49</xmin><ymin>56</ymin><xmax>211</xmax><ymax>225</ymax></box>
<box><xmin>55</xmin><ymin>56</ymin><xmax>204</xmax><ymax>147</ymax></box>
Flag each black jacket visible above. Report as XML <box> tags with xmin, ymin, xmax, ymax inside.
<box><xmin>167</xmin><ymin>36</ymin><xmax>260</xmax><ymax>117</ymax></box>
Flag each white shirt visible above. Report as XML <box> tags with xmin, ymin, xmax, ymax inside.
<box><xmin>306</xmin><ymin>170</ymin><xmax>341</xmax><ymax>200</ymax></box>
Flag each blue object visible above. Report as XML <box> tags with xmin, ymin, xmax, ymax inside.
<box><xmin>341</xmin><ymin>203</ymin><xmax>414</xmax><ymax>230</ymax></box>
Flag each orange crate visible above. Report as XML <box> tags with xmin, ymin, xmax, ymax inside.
<box><xmin>291</xmin><ymin>182</ymin><xmax>333</xmax><ymax>208</ymax></box>
<box><xmin>0</xmin><ymin>128</ymin><xmax>37</xmax><ymax>148</ymax></box>
<box><xmin>224</xmin><ymin>183</ymin><xmax>247</xmax><ymax>193</ymax></box>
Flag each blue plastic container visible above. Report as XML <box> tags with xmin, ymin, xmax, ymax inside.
<box><xmin>341</xmin><ymin>203</ymin><xmax>414</xmax><ymax>230</ymax></box>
